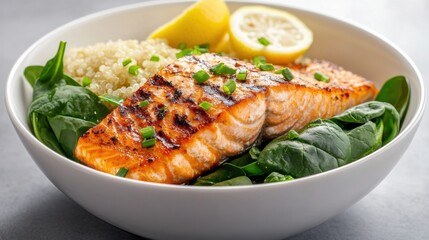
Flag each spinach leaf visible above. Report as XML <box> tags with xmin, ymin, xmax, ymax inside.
<box><xmin>26</xmin><ymin>41</ymin><xmax>110</xmax><ymax>159</ymax></box>
<box><xmin>29</xmin><ymin>85</ymin><xmax>110</xmax><ymax>123</ymax></box>
<box><xmin>48</xmin><ymin>115</ymin><xmax>96</xmax><ymax>159</ymax></box>
<box><xmin>375</xmin><ymin>75</ymin><xmax>410</xmax><ymax>125</ymax></box>
<box><xmin>332</xmin><ymin>101</ymin><xmax>399</xmax><ymax>145</ymax></box>
<box><xmin>264</xmin><ymin>172</ymin><xmax>294</xmax><ymax>183</ymax></box>
<box><xmin>345</xmin><ymin>120</ymin><xmax>383</xmax><ymax>160</ymax></box>
<box><xmin>30</xmin><ymin>112</ymin><xmax>65</xmax><ymax>155</ymax></box>
<box><xmin>257</xmin><ymin>120</ymin><xmax>351</xmax><ymax>178</ymax></box>
<box><xmin>193</xmin><ymin>163</ymin><xmax>246</xmax><ymax>186</ymax></box>
<box><xmin>24</xmin><ymin>66</ymin><xmax>43</xmax><ymax>87</ymax></box>
<box><xmin>213</xmin><ymin>176</ymin><xmax>253</xmax><ymax>186</ymax></box>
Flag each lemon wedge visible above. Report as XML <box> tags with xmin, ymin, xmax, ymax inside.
<box><xmin>148</xmin><ymin>0</ymin><xmax>230</xmax><ymax>49</ymax></box>
<box><xmin>229</xmin><ymin>6</ymin><xmax>313</xmax><ymax>64</ymax></box>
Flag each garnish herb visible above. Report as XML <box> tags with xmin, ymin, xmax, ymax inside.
<box><xmin>258</xmin><ymin>37</ymin><xmax>271</xmax><ymax>46</ymax></box>
<box><xmin>210</xmin><ymin>63</ymin><xmax>236</xmax><ymax>75</ymax></box>
<box><xmin>193</xmin><ymin>70</ymin><xmax>210</xmax><ymax>84</ymax></box>
<box><xmin>150</xmin><ymin>55</ymin><xmax>160</xmax><ymax>62</ymax></box>
<box><xmin>139</xmin><ymin>100</ymin><xmax>150</xmax><ymax>108</ymax></box>
<box><xmin>176</xmin><ymin>48</ymin><xmax>193</xmax><ymax>58</ymax></box>
<box><xmin>140</xmin><ymin>126</ymin><xmax>155</xmax><ymax>139</ymax></box>
<box><xmin>176</xmin><ymin>44</ymin><xmax>210</xmax><ymax>58</ymax></box>
<box><xmin>252</xmin><ymin>56</ymin><xmax>266</xmax><ymax>66</ymax></box>
<box><xmin>223</xmin><ymin>80</ymin><xmax>236</xmax><ymax>95</ymax></box>
<box><xmin>237</xmin><ymin>70</ymin><xmax>247</xmax><ymax>81</ymax></box>
<box><xmin>314</xmin><ymin>71</ymin><xmax>330</xmax><ymax>83</ymax></box>
<box><xmin>122</xmin><ymin>58</ymin><xmax>132</xmax><ymax>66</ymax></box>
<box><xmin>82</xmin><ymin>76</ymin><xmax>92</xmax><ymax>87</ymax></box>
<box><xmin>99</xmin><ymin>94</ymin><xmax>124</xmax><ymax>107</ymax></box>
<box><xmin>128</xmin><ymin>65</ymin><xmax>140</xmax><ymax>76</ymax></box>
<box><xmin>258</xmin><ymin>63</ymin><xmax>274</xmax><ymax>71</ymax></box>
<box><xmin>142</xmin><ymin>138</ymin><xmax>156</xmax><ymax>148</ymax></box>
<box><xmin>199</xmin><ymin>101</ymin><xmax>212</xmax><ymax>111</ymax></box>
<box><xmin>275</xmin><ymin>68</ymin><xmax>294</xmax><ymax>81</ymax></box>
<box><xmin>116</xmin><ymin>167</ymin><xmax>129</xmax><ymax>177</ymax></box>
<box><xmin>178</xmin><ymin>42</ymin><xmax>187</xmax><ymax>50</ymax></box>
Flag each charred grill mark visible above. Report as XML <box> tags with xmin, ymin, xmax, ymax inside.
<box><xmin>156</xmin><ymin>131</ymin><xmax>180</xmax><ymax>149</ymax></box>
<box><xmin>150</xmin><ymin>74</ymin><xmax>173</xmax><ymax>87</ymax></box>
<box><xmin>262</xmin><ymin>73</ymin><xmax>287</xmax><ymax>83</ymax></box>
<box><xmin>169</xmin><ymin>89</ymin><xmax>182</xmax><ymax>103</ymax></box>
<box><xmin>118</xmin><ymin>105</ymin><xmax>130</xmax><ymax>117</ymax></box>
<box><xmin>110</xmin><ymin>136</ymin><xmax>118</xmax><ymax>145</ymax></box>
<box><xmin>128</xmin><ymin>105</ymin><xmax>150</xmax><ymax>119</ymax></box>
<box><xmin>201</xmin><ymin>84</ymin><xmax>236</xmax><ymax>107</ymax></box>
<box><xmin>189</xmin><ymin>55</ymin><xmax>212</xmax><ymax>69</ymax></box>
<box><xmin>174</xmin><ymin>113</ymin><xmax>197</xmax><ymax>135</ymax></box>
<box><xmin>156</xmin><ymin>104</ymin><xmax>168</xmax><ymax>120</ymax></box>
<box><xmin>137</xmin><ymin>89</ymin><xmax>152</xmax><ymax>100</ymax></box>
<box><xmin>191</xmin><ymin>106</ymin><xmax>215</xmax><ymax>124</ymax></box>
<box><xmin>240</xmin><ymin>83</ymin><xmax>267</xmax><ymax>92</ymax></box>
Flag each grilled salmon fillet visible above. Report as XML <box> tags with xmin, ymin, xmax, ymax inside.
<box><xmin>75</xmin><ymin>53</ymin><xmax>377</xmax><ymax>184</ymax></box>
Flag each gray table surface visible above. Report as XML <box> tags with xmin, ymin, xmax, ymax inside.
<box><xmin>1</xmin><ymin>0</ymin><xmax>428</xmax><ymax>239</ymax></box>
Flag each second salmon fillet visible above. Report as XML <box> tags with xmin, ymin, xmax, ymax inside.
<box><xmin>75</xmin><ymin>53</ymin><xmax>377</xmax><ymax>184</ymax></box>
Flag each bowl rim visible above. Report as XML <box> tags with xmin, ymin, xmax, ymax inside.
<box><xmin>5</xmin><ymin>0</ymin><xmax>426</xmax><ymax>191</ymax></box>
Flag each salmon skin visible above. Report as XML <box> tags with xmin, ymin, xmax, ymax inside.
<box><xmin>75</xmin><ymin>53</ymin><xmax>377</xmax><ymax>184</ymax></box>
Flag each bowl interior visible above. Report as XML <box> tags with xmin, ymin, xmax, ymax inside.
<box><xmin>5</xmin><ymin>1</ymin><xmax>425</xmax><ymax>239</ymax></box>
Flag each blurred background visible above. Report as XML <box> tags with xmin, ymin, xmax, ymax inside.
<box><xmin>1</xmin><ymin>0</ymin><xmax>428</xmax><ymax>239</ymax></box>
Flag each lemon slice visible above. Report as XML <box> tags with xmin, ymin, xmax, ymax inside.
<box><xmin>229</xmin><ymin>6</ymin><xmax>313</xmax><ymax>64</ymax></box>
<box><xmin>148</xmin><ymin>0</ymin><xmax>230</xmax><ymax>49</ymax></box>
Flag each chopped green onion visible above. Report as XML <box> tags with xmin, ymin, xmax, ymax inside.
<box><xmin>252</xmin><ymin>56</ymin><xmax>266</xmax><ymax>65</ymax></box>
<box><xmin>210</xmin><ymin>63</ymin><xmax>236</xmax><ymax>75</ymax></box>
<box><xmin>258</xmin><ymin>63</ymin><xmax>274</xmax><ymax>71</ymax></box>
<box><xmin>82</xmin><ymin>76</ymin><xmax>92</xmax><ymax>87</ymax></box>
<box><xmin>178</xmin><ymin>42</ymin><xmax>187</xmax><ymax>50</ymax></box>
<box><xmin>288</xmin><ymin>130</ymin><xmax>300</xmax><ymax>140</ymax></box>
<box><xmin>142</xmin><ymin>138</ymin><xmax>156</xmax><ymax>148</ymax></box>
<box><xmin>128</xmin><ymin>65</ymin><xmax>140</xmax><ymax>76</ymax></box>
<box><xmin>237</xmin><ymin>70</ymin><xmax>247</xmax><ymax>81</ymax></box>
<box><xmin>140</xmin><ymin>126</ymin><xmax>155</xmax><ymax>139</ymax></box>
<box><xmin>314</xmin><ymin>71</ymin><xmax>330</xmax><ymax>83</ymax></box>
<box><xmin>277</xmin><ymin>67</ymin><xmax>294</xmax><ymax>81</ymax></box>
<box><xmin>194</xmin><ymin>44</ymin><xmax>210</xmax><ymax>54</ymax></box>
<box><xmin>176</xmin><ymin>48</ymin><xmax>193</xmax><ymax>58</ymax></box>
<box><xmin>199</xmin><ymin>101</ymin><xmax>212</xmax><ymax>111</ymax></box>
<box><xmin>217</xmin><ymin>51</ymin><xmax>225</xmax><ymax>56</ymax></box>
<box><xmin>258</xmin><ymin>37</ymin><xmax>271</xmax><ymax>46</ymax></box>
<box><xmin>223</xmin><ymin>80</ymin><xmax>236</xmax><ymax>95</ymax></box>
<box><xmin>150</xmin><ymin>55</ymin><xmax>160</xmax><ymax>62</ymax></box>
<box><xmin>193</xmin><ymin>70</ymin><xmax>210</xmax><ymax>84</ymax></box>
<box><xmin>116</xmin><ymin>167</ymin><xmax>129</xmax><ymax>177</ymax></box>
<box><xmin>122</xmin><ymin>58</ymin><xmax>132</xmax><ymax>66</ymax></box>
<box><xmin>99</xmin><ymin>94</ymin><xmax>124</xmax><ymax>106</ymax></box>
<box><xmin>139</xmin><ymin>100</ymin><xmax>150</xmax><ymax>108</ymax></box>
<box><xmin>198</xmin><ymin>43</ymin><xmax>210</xmax><ymax>49</ymax></box>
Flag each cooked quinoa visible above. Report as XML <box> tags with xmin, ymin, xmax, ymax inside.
<box><xmin>64</xmin><ymin>39</ymin><xmax>178</xmax><ymax>99</ymax></box>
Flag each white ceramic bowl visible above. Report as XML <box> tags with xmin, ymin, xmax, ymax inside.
<box><xmin>5</xmin><ymin>1</ymin><xmax>425</xmax><ymax>239</ymax></box>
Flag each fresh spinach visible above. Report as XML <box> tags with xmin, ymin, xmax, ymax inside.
<box><xmin>264</xmin><ymin>172</ymin><xmax>294</xmax><ymax>183</ymax></box>
<box><xmin>24</xmin><ymin>66</ymin><xmax>43</xmax><ymax>87</ymax></box>
<box><xmin>213</xmin><ymin>176</ymin><xmax>253</xmax><ymax>186</ymax></box>
<box><xmin>257</xmin><ymin>119</ymin><xmax>352</xmax><ymax>178</ymax></box>
<box><xmin>257</xmin><ymin>101</ymin><xmax>400</xmax><ymax>179</ymax></box>
<box><xmin>195</xmin><ymin>97</ymin><xmax>404</xmax><ymax>185</ymax></box>
<box><xmin>25</xmin><ymin>41</ymin><xmax>110</xmax><ymax>159</ymax></box>
<box><xmin>375</xmin><ymin>75</ymin><xmax>410</xmax><ymax>125</ymax></box>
